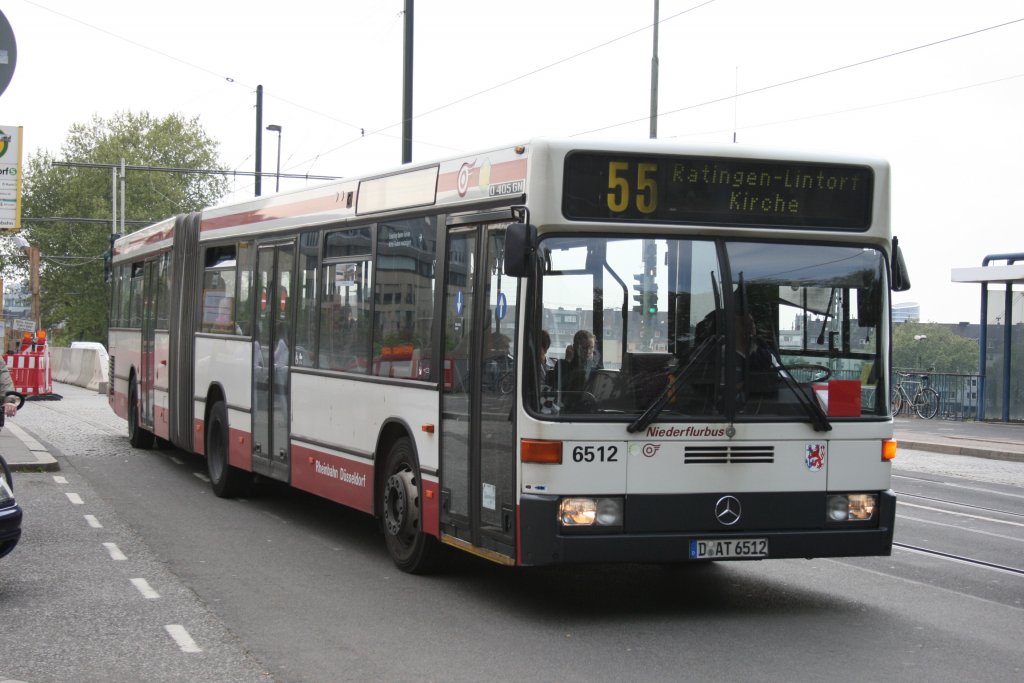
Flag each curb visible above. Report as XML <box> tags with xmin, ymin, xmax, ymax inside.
<box><xmin>897</xmin><ymin>439</ymin><xmax>1024</xmax><ymax>464</ymax></box>
<box><xmin>2</xmin><ymin>422</ymin><xmax>60</xmax><ymax>472</ymax></box>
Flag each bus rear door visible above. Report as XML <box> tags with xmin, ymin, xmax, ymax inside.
<box><xmin>139</xmin><ymin>258</ymin><xmax>159</xmax><ymax>432</ymax></box>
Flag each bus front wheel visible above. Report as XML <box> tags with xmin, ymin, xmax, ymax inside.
<box><xmin>381</xmin><ymin>437</ymin><xmax>440</xmax><ymax>573</ymax></box>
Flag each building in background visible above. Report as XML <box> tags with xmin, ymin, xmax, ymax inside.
<box><xmin>892</xmin><ymin>302</ymin><xmax>920</xmax><ymax>323</ymax></box>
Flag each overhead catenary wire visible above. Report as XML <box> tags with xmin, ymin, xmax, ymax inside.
<box><xmin>574</xmin><ymin>16</ymin><xmax>1024</xmax><ymax>137</ymax></box>
<box><xmin>22</xmin><ymin>1</ymin><xmax>1024</xmax><ymax>173</ymax></box>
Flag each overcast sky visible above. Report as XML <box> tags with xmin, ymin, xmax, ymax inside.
<box><xmin>2</xmin><ymin>0</ymin><xmax>1021</xmax><ymax>324</ymax></box>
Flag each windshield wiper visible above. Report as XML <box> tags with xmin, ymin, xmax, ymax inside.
<box><xmin>627</xmin><ymin>334</ymin><xmax>722</xmax><ymax>434</ymax></box>
<box><xmin>765</xmin><ymin>346</ymin><xmax>832</xmax><ymax>432</ymax></box>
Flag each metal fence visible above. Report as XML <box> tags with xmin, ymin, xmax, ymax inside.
<box><xmin>891</xmin><ymin>368</ymin><xmax>981</xmax><ymax>421</ymax></box>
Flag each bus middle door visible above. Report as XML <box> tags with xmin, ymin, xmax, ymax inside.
<box><xmin>252</xmin><ymin>242</ymin><xmax>295</xmax><ymax>482</ymax></box>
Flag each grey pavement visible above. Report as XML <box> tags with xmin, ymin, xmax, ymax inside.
<box><xmin>893</xmin><ymin>415</ymin><xmax>1024</xmax><ymax>462</ymax></box>
<box><xmin>1</xmin><ymin>415</ymin><xmax>59</xmax><ymax>472</ymax></box>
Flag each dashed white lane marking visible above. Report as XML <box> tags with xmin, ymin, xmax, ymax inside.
<box><xmin>193</xmin><ymin>472</ymin><xmax>211</xmax><ymax>483</ymax></box>
<box><xmin>170</xmin><ymin>457</ymin><xmax>184</xmax><ymax>465</ymax></box>
<box><xmin>130</xmin><ymin>578</ymin><xmax>160</xmax><ymax>599</ymax></box>
<box><xmin>164</xmin><ymin>624</ymin><xmax>202</xmax><ymax>653</ymax></box>
<box><xmin>53</xmin><ymin>475</ymin><xmax>68</xmax><ymax>484</ymax></box>
<box><xmin>84</xmin><ymin>515</ymin><xmax>103</xmax><ymax>528</ymax></box>
<box><xmin>66</xmin><ymin>492</ymin><xmax>84</xmax><ymax>505</ymax></box>
<box><xmin>103</xmin><ymin>542</ymin><xmax>127</xmax><ymax>561</ymax></box>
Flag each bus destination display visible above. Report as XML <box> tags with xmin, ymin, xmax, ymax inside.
<box><xmin>563</xmin><ymin>152</ymin><xmax>874</xmax><ymax>230</ymax></box>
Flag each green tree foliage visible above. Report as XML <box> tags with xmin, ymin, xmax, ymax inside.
<box><xmin>4</xmin><ymin>111</ymin><xmax>227</xmax><ymax>344</ymax></box>
<box><xmin>892</xmin><ymin>322</ymin><xmax>979</xmax><ymax>374</ymax></box>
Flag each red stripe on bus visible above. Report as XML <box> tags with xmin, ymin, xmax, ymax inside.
<box><xmin>154</xmin><ymin>406</ymin><xmax>170</xmax><ymax>440</ymax></box>
<box><xmin>291</xmin><ymin>444</ymin><xmax>374</xmax><ymax>514</ymax></box>
<box><xmin>193</xmin><ymin>418</ymin><xmax>204</xmax><ymax>455</ymax></box>
<box><xmin>201</xmin><ymin>193</ymin><xmax>346</xmax><ymax>232</ymax></box>
<box><xmin>422</xmin><ymin>479</ymin><xmax>439</xmax><ymax>537</ymax></box>
<box><xmin>228</xmin><ymin>428</ymin><xmax>252</xmax><ymax>471</ymax></box>
<box><xmin>114</xmin><ymin>224</ymin><xmax>175</xmax><ymax>257</ymax></box>
<box><xmin>436</xmin><ymin>157</ymin><xmax>527</xmax><ymax>193</ymax></box>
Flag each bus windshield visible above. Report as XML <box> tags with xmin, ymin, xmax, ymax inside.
<box><xmin>530</xmin><ymin>236</ymin><xmax>886</xmax><ymax>423</ymax></box>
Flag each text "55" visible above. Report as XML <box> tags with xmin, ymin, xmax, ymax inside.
<box><xmin>607</xmin><ymin>161</ymin><xmax>658</xmax><ymax>215</ymax></box>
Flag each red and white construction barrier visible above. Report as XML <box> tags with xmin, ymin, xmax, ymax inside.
<box><xmin>3</xmin><ymin>351</ymin><xmax>54</xmax><ymax>396</ymax></box>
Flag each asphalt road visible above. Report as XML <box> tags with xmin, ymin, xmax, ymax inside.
<box><xmin>2</xmin><ymin>384</ymin><xmax>1022</xmax><ymax>683</ymax></box>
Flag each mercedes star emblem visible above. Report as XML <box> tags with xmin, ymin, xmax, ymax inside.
<box><xmin>714</xmin><ymin>495</ymin><xmax>742</xmax><ymax>526</ymax></box>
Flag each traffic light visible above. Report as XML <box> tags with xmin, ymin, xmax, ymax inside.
<box><xmin>644</xmin><ymin>286</ymin><xmax>658</xmax><ymax>315</ymax></box>
<box><xmin>632</xmin><ymin>273</ymin><xmax>648</xmax><ymax>314</ymax></box>
<box><xmin>104</xmin><ymin>232</ymin><xmax>122</xmax><ymax>284</ymax></box>
<box><xmin>632</xmin><ymin>274</ymin><xmax>658</xmax><ymax>316</ymax></box>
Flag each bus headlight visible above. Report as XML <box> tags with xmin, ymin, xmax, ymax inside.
<box><xmin>559</xmin><ymin>497</ymin><xmax>623</xmax><ymax>531</ymax></box>
<box><xmin>826</xmin><ymin>493</ymin><xmax>878</xmax><ymax>522</ymax></box>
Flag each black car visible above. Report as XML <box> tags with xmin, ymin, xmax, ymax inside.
<box><xmin>0</xmin><ymin>463</ymin><xmax>21</xmax><ymax>559</ymax></box>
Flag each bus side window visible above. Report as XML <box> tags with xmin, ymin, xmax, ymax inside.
<box><xmin>201</xmin><ymin>246</ymin><xmax>239</xmax><ymax>334</ymax></box>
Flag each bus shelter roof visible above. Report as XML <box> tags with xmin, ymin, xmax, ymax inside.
<box><xmin>951</xmin><ymin>264</ymin><xmax>1024</xmax><ymax>284</ymax></box>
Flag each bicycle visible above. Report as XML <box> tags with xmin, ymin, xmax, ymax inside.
<box><xmin>891</xmin><ymin>372</ymin><xmax>939</xmax><ymax>419</ymax></box>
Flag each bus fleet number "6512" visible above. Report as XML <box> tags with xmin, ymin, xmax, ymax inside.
<box><xmin>571</xmin><ymin>445</ymin><xmax>619</xmax><ymax>463</ymax></box>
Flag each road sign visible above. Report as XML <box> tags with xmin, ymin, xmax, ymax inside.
<box><xmin>0</xmin><ymin>124</ymin><xmax>22</xmax><ymax>231</ymax></box>
<box><xmin>0</xmin><ymin>9</ymin><xmax>16</xmax><ymax>98</ymax></box>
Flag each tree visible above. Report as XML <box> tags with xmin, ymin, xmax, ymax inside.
<box><xmin>2</xmin><ymin>111</ymin><xmax>228</xmax><ymax>345</ymax></box>
<box><xmin>892</xmin><ymin>322</ymin><xmax>979</xmax><ymax>374</ymax></box>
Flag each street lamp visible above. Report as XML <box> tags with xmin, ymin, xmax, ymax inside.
<box><xmin>266</xmin><ymin>124</ymin><xmax>282</xmax><ymax>192</ymax></box>
<box><xmin>913</xmin><ymin>334</ymin><xmax>928</xmax><ymax>371</ymax></box>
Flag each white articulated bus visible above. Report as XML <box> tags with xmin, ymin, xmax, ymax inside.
<box><xmin>108</xmin><ymin>138</ymin><xmax>909</xmax><ymax>572</ymax></box>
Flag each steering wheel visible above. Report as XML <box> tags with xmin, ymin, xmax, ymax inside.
<box><xmin>786</xmin><ymin>363</ymin><xmax>832</xmax><ymax>383</ymax></box>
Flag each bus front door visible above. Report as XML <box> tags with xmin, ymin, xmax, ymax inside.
<box><xmin>440</xmin><ymin>222</ymin><xmax>517</xmax><ymax>563</ymax></box>
<box><xmin>252</xmin><ymin>243</ymin><xmax>295</xmax><ymax>482</ymax></box>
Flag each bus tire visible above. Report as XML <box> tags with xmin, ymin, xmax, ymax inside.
<box><xmin>127</xmin><ymin>379</ymin><xmax>155</xmax><ymax>449</ymax></box>
<box><xmin>206</xmin><ymin>400</ymin><xmax>246</xmax><ymax>498</ymax></box>
<box><xmin>381</xmin><ymin>437</ymin><xmax>440</xmax><ymax>574</ymax></box>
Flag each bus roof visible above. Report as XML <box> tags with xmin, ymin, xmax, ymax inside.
<box><xmin>113</xmin><ymin>138</ymin><xmax>890</xmax><ymax>260</ymax></box>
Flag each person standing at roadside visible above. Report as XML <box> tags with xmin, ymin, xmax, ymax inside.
<box><xmin>0</xmin><ymin>358</ymin><xmax>19</xmax><ymax>417</ymax></box>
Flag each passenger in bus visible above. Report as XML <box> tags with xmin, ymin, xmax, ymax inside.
<box><xmin>737</xmin><ymin>314</ymin><xmax>773</xmax><ymax>372</ymax></box>
<box><xmin>539</xmin><ymin>329</ymin><xmax>554</xmax><ymax>389</ymax></box>
<box><xmin>274</xmin><ymin>333</ymin><xmax>289</xmax><ymax>368</ymax></box>
<box><xmin>563</xmin><ymin>329</ymin><xmax>599</xmax><ymax>407</ymax></box>
<box><xmin>736</xmin><ymin>313</ymin><xmax>776</xmax><ymax>404</ymax></box>
<box><xmin>210</xmin><ymin>296</ymin><xmax>237</xmax><ymax>334</ymax></box>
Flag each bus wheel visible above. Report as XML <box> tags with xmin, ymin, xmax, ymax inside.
<box><xmin>381</xmin><ymin>437</ymin><xmax>440</xmax><ymax>573</ymax></box>
<box><xmin>206</xmin><ymin>401</ymin><xmax>246</xmax><ymax>498</ymax></box>
<box><xmin>127</xmin><ymin>380</ymin><xmax>154</xmax><ymax>449</ymax></box>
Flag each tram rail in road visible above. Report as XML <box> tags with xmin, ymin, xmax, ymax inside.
<box><xmin>893</xmin><ymin>542</ymin><xmax>1024</xmax><ymax>577</ymax></box>
<box><xmin>891</xmin><ymin>469</ymin><xmax>1024</xmax><ymax>582</ymax></box>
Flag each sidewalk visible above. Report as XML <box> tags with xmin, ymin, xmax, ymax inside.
<box><xmin>893</xmin><ymin>416</ymin><xmax>1024</xmax><ymax>463</ymax></box>
<box><xmin>1</xmin><ymin>419</ymin><xmax>59</xmax><ymax>472</ymax></box>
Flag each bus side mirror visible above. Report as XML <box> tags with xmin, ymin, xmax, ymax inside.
<box><xmin>503</xmin><ymin>223</ymin><xmax>536</xmax><ymax>278</ymax></box>
<box><xmin>891</xmin><ymin>236</ymin><xmax>911</xmax><ymax>292</ymax></box>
